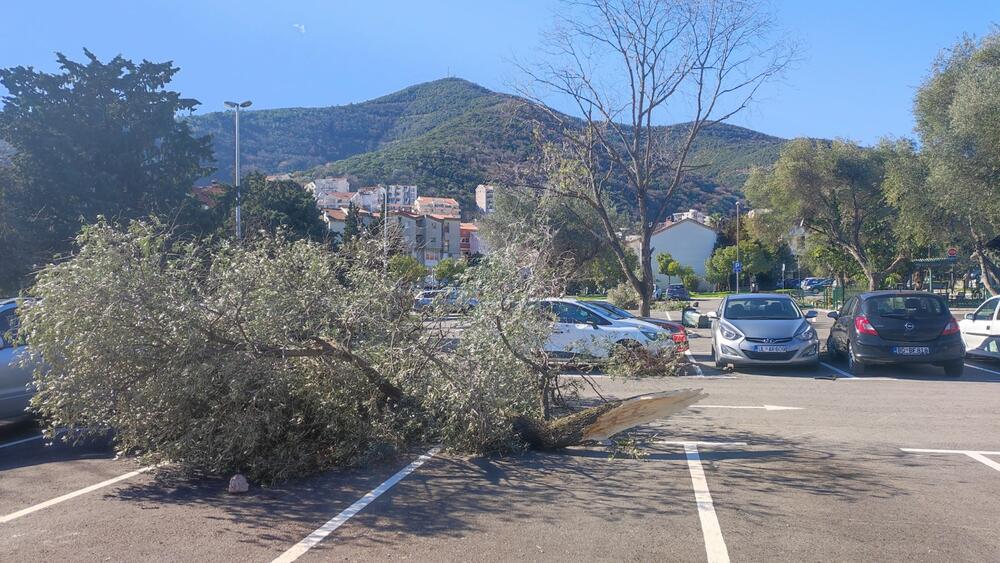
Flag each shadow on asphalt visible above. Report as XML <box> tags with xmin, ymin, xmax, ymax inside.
<box><xmin>101</xmin><ymin>422</ymin><xmax>922</xmax><ymax>548</ymax></box>
<box><xmin>0</xmin><ymin>421</ymin><xmax>116</xmax><ymax>472</ymax></box>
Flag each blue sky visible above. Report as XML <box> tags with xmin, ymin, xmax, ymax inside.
<box><xmin>2</xmin><ymin>1</ymin><xmax>998</xmax><ymax>144</ymax></box>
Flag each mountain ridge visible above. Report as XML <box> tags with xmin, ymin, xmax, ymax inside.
<box><xmin>187</xmin><ymin>77</ymin><xmax>789</xmax><ymax>214</ymax></box>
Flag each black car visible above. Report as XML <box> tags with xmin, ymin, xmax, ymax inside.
<box><xmin>826</xmin><ymin>291</ymin><xmax>965</xmax><ymax>376</ymax></box>
<box><xmin>665</xmin><ymin>284</ymin><xmax>690</xmax><ymax>300</ymax></box>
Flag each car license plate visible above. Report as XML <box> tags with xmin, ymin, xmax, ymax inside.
<box><xmin>755</xmin><ymin>345</ymin><xmax>787</xmax><ymax>353</ymax></box>
<box><xmin>893</xmin><ymin>346</ymin><xmax>930</xmax><ymax>355</ymax></box>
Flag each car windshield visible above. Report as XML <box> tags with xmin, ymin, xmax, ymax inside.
<box><xmin>864</xmin><ymin>295</ymin><xmax>946</xmax><ymax>318</ymax></box>
<box><xmin>725</xmin><ymin>297</ymin><xmax>801</xmax><ymax>320</ymax></box>
<box><xmin>588</xmin><ymin>302</ymin><xmax>633</xmax><ymax>320</ymax></box>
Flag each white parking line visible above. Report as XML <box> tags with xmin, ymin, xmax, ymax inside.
<box><xmin>819</xmin><ymin>362</ymin><xmax>856</xmax><ymax>379</ymax></box>
<box><xmin>0</xmin><ymin>465</ymin><xmax>154</xmax><ymax>524</ymax></box>
<box><xmin>901</xmin><ymin>448</ymin><xmax>1000</xmax><ymax>473</ymax></box>
<box><xmin>271</xmin><ymin>446</ymin><xmax>440</xmax><ymax>563</ymax></box>
<box><xmin>965</xmin><ymin>362</ymin><xmax>1000</xmax><ymax>377</ymax></box>
<box><xmin>685</xmin><ymin>348</ymin><xmax>704</xmax><ymax>376</ymax></box>
<box><xmin>684</xmin><ymin>442</ymin><xmax>731</xmax><ymax>563</ymax></box>
<box><xmin>0</xmin><ymin>434</ymin><xmax>42</xmax><ymax>450</ymax></box>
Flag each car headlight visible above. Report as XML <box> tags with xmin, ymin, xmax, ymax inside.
<box><xmin>641</xmin><ymin>330</ymin><xmax>660</xmax><ymax>341</ymax></box>
<box><xmin>719</xmin><ymin>321</ymin><xmax>743</xmax><ymax>341</ymax></box>
<box><xmin>795</xmin><ymin>322</ymin><xmax>816</xmax><ymax>341</ymax></box>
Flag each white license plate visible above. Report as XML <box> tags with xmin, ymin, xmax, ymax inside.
<box><xmin>755</xmin><ymin>345</ymin><xmax>787</xmax><ymax>353</ymax></box>
<box><xmin>893</xmin><ymin>346</ymin><xmax>930</xmax><ymax>356</ymax></box>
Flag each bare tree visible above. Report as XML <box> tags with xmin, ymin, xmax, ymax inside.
<box><xmin>517</xmin><ymin>0</ymin><xmax>793</xmax><ymax>315</ymax></box>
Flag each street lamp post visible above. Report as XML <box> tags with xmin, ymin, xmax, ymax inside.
<box><xmin>224</xmin><ymin>100</ymin><xmax>252</xmax><ymax>240</ymax></box>
<box><xmin>735</xmin><ymin>201</ymin><xmax>741</xmax><ymax>294</ymax></box>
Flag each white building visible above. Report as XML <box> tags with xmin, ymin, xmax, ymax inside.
<box><xmin>305</xmin><ymin>177</ymin><xmax>351</xmax><ymax>196</ymax></box>
<box><xmin>414</xmin><ymin>196</ymin><xmax>461</xmax><ymax>217</ymax></box>
<box><xmin>385</xmin><ymin>184</ymin><xmax>418</xmax><ymax>209</ymax></box>
<box><xmin>316</xmin><ymin>191</ymin><xmax>354</xmax><ymax>209</ymax></box>
<box><xmin>629</xmin><ymin>218</ymin><xmax>718</xmax><ymax>288</ymax></box>
<box><xmin>475</xmin><ymin>184</ymin><xmax>496</xmax><ymax>214</ymax></box>
<box><xmin>670</xmin><ymin>208</ymin><xmax>713</xmax><ymax>227</ymax></box>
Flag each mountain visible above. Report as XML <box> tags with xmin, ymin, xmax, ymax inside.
<box><xmin>186</xmin><ymin>78</ymin><xmax>788</xmax><ymax>215</ymax></box>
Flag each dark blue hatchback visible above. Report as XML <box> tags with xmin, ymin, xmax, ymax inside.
<box><xmin>826</xmin><ymin>291</ymin><xmax>965</xmax><ymax>376</ymax></box>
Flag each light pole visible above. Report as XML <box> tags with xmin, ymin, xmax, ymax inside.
<box><xmin>735</xmin><ymin>201</ymin><xmax>741</xmax><ymax>294</ymax></box>
<box><xmin>224</xmin><ymin>100</ymin><xmax>252</xmax><ymax>240</ymax></box>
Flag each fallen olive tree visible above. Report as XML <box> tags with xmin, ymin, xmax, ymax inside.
<box><xmin>21</xmin><ymin>218</ymin><xmax>702</xmax><ymax>482</ymax></box>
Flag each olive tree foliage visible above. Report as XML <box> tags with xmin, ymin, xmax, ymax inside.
<box><xmin>516</xmin><ymin>0</ymin><xmax>793</xmax><ymax>316</ymax></box>
<box><xmin>905</xmin><ymin>33</ymin><xmax>1000</xmax><ymax>294</ymax></box>
<box><xmin>20</xmin><ymin>218</ymin><xmax>576</xmax><ymax>480</ymax></box>
<box><xmin>745</xmin><ymin>139</ymin><xmax>912</xmax><ymax>291</ymax></box>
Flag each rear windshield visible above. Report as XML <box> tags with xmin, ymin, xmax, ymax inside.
<box><xmin>724</xmin><ymin>298</ymin><xmax>800</xmax><ymax>320</ymax></box>
<box><xmin>863</xmin><ymin>295</ymin><xmax>947</xmax><ymax>318</ymax></box>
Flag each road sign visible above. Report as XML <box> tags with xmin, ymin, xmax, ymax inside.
<box><xmin>732</xmin><ymin>260</ymin><xmax>742</xmax><ymax>273</ymax></box>
<box><xmin>947</xmin><ymin>247</ymin><xmax>958</xmax><ymax>257</ymax></box>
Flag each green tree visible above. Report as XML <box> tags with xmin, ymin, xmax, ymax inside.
<box><xmin>434</xmin><ymin>257</ymin><xmax>467</xmax><ymax>285</ymax></box>
<box><xmin>0</xmin><ymin>50</ymin><xmax>212</xmax><ymax>292</ymax></box>
<box><xmin>343</xmin><ymin>202</ymin><xmax>361</xmax><ymax>243</ymax></box>
<box><xmin>745</xmin><ymin>139</ymin><xmax>909</xmax><ymax>291</ymax></box>
<box><xmin>388</xmin><ymin>254</ymin><xmax>428</xmax><ymax>286</ymax></box>
<box><xmin>903</xmin><ymin>33</ymin><xmax>1000</xmax><ymax>294</ymax></box>
<box><xmin>705</xmin><ymin>241</ymin><xmax>772</xmax><ymax>291</ymax></box>
<box><xmin>656</xmin><ymin>253</ymin><xmax>681</xmax><ymax>285</ymax></box>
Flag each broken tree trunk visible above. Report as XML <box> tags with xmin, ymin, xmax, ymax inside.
<box><xmin>513</xmin><ymin>388</ymin><xmax>707</xmax><ymax>449</ymax></box>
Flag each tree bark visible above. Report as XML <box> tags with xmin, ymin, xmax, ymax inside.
<box><xmin>513</xmin><ymin>388</ymin><xmax>707</xmax><ymax>449</ymax></box>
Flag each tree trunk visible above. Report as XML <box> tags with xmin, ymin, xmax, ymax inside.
<box><xmin>513</xmin><ymin>388</ymin><xmax>707</xmax><ymax>449</ymax></box>
<box><xmin>638</xmin><ymin>228</ymin><xmax>655</xmax><ymax>317</ymax></box>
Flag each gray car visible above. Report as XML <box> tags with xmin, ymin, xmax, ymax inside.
<box><xmin>0</xmin><ymin>298</ymin><xmax>35</xmax><ymax>422</ymax></box>
<box><xmin>708</xmin><ymin>293</ymin><xmax>820</xmax><ymax>368</ymax></box>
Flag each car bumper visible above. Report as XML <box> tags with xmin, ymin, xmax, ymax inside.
<box><xmin>717</xmin><ymin>339</ymin><xmax>820</xmax><ymax>365</ymax></box>
<box><xmin>852</xmin><ymin>337</ymin><xmax>965</xmax><ymax>365</ymax></box>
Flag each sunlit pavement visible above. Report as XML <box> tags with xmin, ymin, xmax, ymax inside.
<box><xmin>2</xmin><ymin>305</ymin><xmax>1000</xmax><ymax>562</ymax></box>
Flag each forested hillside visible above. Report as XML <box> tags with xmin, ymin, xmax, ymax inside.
<box><xmin>187</xmin><ymin>78</ymin><xmax>787</xmax><ymax>215</ymax></box>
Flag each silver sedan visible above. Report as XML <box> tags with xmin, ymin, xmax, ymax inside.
<box><xmin>708</xmin><ymin>294</ymin><xmax>820</xmax><ymax>368</ymax></box>
<box><xmin>0</xmin><ymin>299</ymin><xmax>35</xmax><ymax>422</ymax></box>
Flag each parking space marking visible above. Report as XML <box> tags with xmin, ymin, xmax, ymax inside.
<box><xmin>0</xmin><ymin>434</ymin><xmax>42</xmax><ymax>450</ymax></box>
<box><xmin>819</xmin><ymin>362</ymin><xmax>856</xmax><ymax>379</ymax></box>
<box><xmin>0</xmin><ymin>465</ymin><xmax>154</xmax><ymax>524</ymax></box>
<box><xmin>965</xmin><ymin>363</ymin><xmax>1000</xmax><ymax>377</ymax></box>
<box><xmin>271</xmin><ymin>446</ymin><xmax>440</xmax><ymax>563</ymax></box>
<box><xmin>693</xmin><ymin>404</ymin><xmax>802</xmax><ymax>411</ymax></box>
<box><xmin>679</xmin><ymin>441</ymin><xmax>740</xmax><ymax>563</ymax></box>
<box><xmin>901</xmin><ymin>448</ymin><xmax>1000</xmax><ymax>473</ymax></box>
<box><xmin>685</xmin><ymin>348</ymin><xmax>704</xmax><ymax>376</ymax></box>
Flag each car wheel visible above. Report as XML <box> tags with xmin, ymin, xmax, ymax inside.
<box><xmin>943</xmin><ymin>360</ymin><xmax>964</xmax><ymax>377</ymax></box>
<box><xmin>826</xmin><ymin>336</ymin><xmax>839</xmax><ymax>359</ymax></box>
<box><xmin>847</xmin><ymin>342</ymin><xmax>865</xmax><ymax>375</ymax></box>
<box><xmin>712</xmin><ymin>341</ymin><xmax>725</xmax><ymax>368</ymax></box>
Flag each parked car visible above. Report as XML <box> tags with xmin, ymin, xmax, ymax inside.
<box><xmin>781</xmin><ymin>278</ymin><xmax>801</xmax><ymax>290</ymax></box>
<box><xmin>413</xmin><ymin>289</ymin><xmax>478</xmax><ymax>313</ymax></box>
<box><xmin>801</xmin><ymin>277</ymin><xmax>833</xmax><ymax>292</ymax></box>
<box><xmin>1</xmin><ymin>298</ymin><xmax>35</xmax><ymax>422</ymax></box>
<box><xmin>582</xmin><ymin>300</ymin><xmax>688</xmax><ymax>351</ymax></box>
<box><xmin>708</xmin><ymin>293</ymin><xmax>820</xmax><ymax>368</ymax></box>
<box><xmin>665</xmin><ymin>284</ymin><xmax>690</xmax><ymax>300</ymax></box>
<box><xmin>959</xmin><ymin>296</ymin><xmax>999</xmax><ymax>360</ymax></box>
<box><xmin>652</xmin><ymin>285</ymin><xmax>664</xmax><ymax>300</ymax></box>
<box><xmin>827</xmin><ymin>291</ymin><xmax>965</xmax><ymax>376</ymax></box>
<box><xmin>535</xmin><ymin>298</ymin><xmax>672</xmax><ymax>359</ymax></box>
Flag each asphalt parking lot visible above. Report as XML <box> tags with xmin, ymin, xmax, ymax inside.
<box><xmin>3</xmin><ymin>301</ymin><xmax>1000</xmax><ymax>562</ymax></box>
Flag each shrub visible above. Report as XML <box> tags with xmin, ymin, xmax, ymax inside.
<box><xmin>682</xmin><ymin>273</ymin><xmax>702</xmax><ymax>291</ymax></box>
<box><xmin>607</xmin><ymin>282</ymin><xmax>640</xmax><ymax>309</ymax></box>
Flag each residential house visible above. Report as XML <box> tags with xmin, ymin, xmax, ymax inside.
<box><xmin>460</xmin><ymin>223</ymin><xmax>486</xmax><ymax>257</ymax></box>
<box><xmin>191</xmin><ymin>182</ymin><xmax>226</xmax><ymax>209</ymax></box>
<box><xmin>629</xmin><ymin>218</ymin><xmax>718</xmax><ymax>289</ymax></box>
<box><xmin>670</xmin><ymin>208</ymin><xmax>713</xmax><ymax>227</ymax></box>
<box><xmin>475</xmin><ymin>184</ymin><xmax>496</xmax><ymax>214</ymax></box>
<box><xmin>317</xmin><ymin>191</ymin><xmax>354</xmax><ymax>209</ymax></box>
<box><xmin>414</xmin><ymin>196</ymin><xmax>461</xmax><ymax>217</ymax></box>
<box><xmin>304</xmin><ymin>177</ymin><xmax>351</xmax><ymax>196</ymax></box>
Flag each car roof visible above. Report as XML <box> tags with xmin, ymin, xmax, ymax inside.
<box><xmin>857</xmin><ymin>290</ymin><xmax>947</xmax><ymax>300</ymax></box>
<box><xmin>725</xmin><ymin>293</ymin><xmax>791</xmax><ymax>300</ymax></box>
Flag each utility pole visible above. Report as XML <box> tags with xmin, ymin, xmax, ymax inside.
<box><xmin>735</xmin><ymin>201</ymin><xmax>741</xmax><ymax>294</ymax></box>
<box><xmin>224</xmin><ymin>100</ymin><xmax>252</xmax><ymax>240</ymax></box>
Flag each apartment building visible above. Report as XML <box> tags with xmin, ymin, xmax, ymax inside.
<box><xmin>414</xmin><ymin>196</ymin><xmax>461</xmax><ymax>217</ymax></box>
<box><xmin>475</xmin><ymin>184</ymin><xmax>496</xmax><ymax>214</ymax></box>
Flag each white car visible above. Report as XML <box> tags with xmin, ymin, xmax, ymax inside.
<box><xmin>959</xmin><ymin>297</ymin><xmax>1000</xmax><ymax>360</ymax></box>
<box><xmin>537</xmin><ymin>298</ymin><xmax>672</xmax><ymax>359</ymax></box>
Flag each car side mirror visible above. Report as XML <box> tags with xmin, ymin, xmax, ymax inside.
<box><xmin>706</xmin><ymin>312</ymin><xmax>718</xmax><ymax>319</ymax></box>
<box><xmin>964</xmin><ymin>313</ymin><xmax>974</xmax><ymax>320</ymax></box>
<box><xmin>827</xmin><ymin>311</ymin><xmax>840</xmax><ymax>319</ymax></box>
<box><xmin>805</xmin><ymin>310</ymin><xmax>818</xmax><ymax>319</ymax></box>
